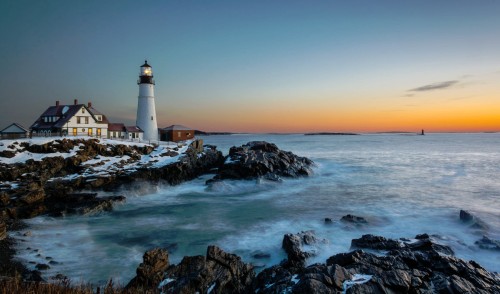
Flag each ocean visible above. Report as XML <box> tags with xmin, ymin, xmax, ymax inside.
<box><xmin>14</xmin><ymin>133</ymin><xmax>500</xmax><ymax>284</ymax></box>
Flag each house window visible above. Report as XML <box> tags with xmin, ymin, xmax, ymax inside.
<box><xmin>82</xmin><ymin>128</ymin><xmax>85</xmax><ymax>132</ymax></box>
<box><xmin>97</xmin><ymin>128</ymin><xmax>101</xmax><ymax>137</ymax></box>
<box><xmin>177</xmin><ymin>131</ymin><xmax>181</xmax><ymax>138</ymax></box>
<box><xmin>73</xmin><ymin>128</ymin><xmax>77</xmax><ymax>136</ymax></box>
<box><xmin>88</xmin><ymin>128</ymin><xmax>93</xmax><ymax>136</ymax></box>
<box><xmin>82</xmin><ymin>108</ymin><xmax>85</xmax><ymax>114</ymax></box>
<box><xmin>85</xmin><ymin>117</ymin><xmax>89</xmax><ymax>124</ymax></box>
<box><xmin>77</xmin><ymin>117</ymin><xmax>81</xmax><ymax>124</ymax></box>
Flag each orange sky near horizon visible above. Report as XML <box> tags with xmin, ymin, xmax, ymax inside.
<box><xmin>158</xmin><ymin>86</ymin><xmax>500</xmax><ymax>133</ymax></box>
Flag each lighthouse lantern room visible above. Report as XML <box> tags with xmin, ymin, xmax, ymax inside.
<box><xmin>136</xmin><ymin>60</ymin><xmax>158</xmax><ymax>141</ymax></box>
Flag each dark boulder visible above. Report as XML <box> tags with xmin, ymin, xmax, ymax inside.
<box><xmin>459</xmin><ymin>209</ymin><xmax>488</xmax><ymax>231</ymax></box>
<box><xmin>351</xmin><ymin>234</ymin><xmax>403</xmax><ymax>251</ymax></box>
<box><xmin>475</xmin><ymin>235</ymin><xmax>500</xmax><ymax>251</ymax></box>
<box><xmin>251</xmin><ymin>251</ymin><xmax>271</xmax><ymax>259</ymax></box>
<box><xmin>45</xmin><ymin>193</ymin><xmax>125</xmax><ymax>217</ymax></box>
<box><xmin>160</xmin><ymin>245</ymin><xmax>255</xmax><ymax>294</ymax></box>
<box><xmin>252</xmin><ymin>264</ymin><xmax>296</xmax><ymax>293</ymax></box>
<box><xmin>340</xmin><ymin>214</ymin><xmax>368</xmax><ymax>225</ymax></box>
<box><xmin>35</xmin><ymin>263</ymin><xmax>50</xmax><ymax>270</ymax></box>
<box><xmin>460</xmin><ymin>209</ymin><xmax>474</xmax><ymax>222</ymax></box>
<box><xmin>211</xmin><ymin>141</ymin><xmax>314</xmax><ymax>182</ymax></box>
<box><xmin>126</xmin><ymin>247</ymin><xmax>169</xmax><ymax>290</ymax></box>
<box><xmin>404</xmin><ymin>235</ymin><xmax>455</xmax><ymax>256</ymax></box>
<box><xmin>282</xmin><ymin>231</ymin><xmax>326</xmax><ymax>267</ymax></box>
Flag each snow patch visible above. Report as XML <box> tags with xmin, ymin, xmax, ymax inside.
<box><xmin>158</xmin><ymin>277</ymin><xmax>175</xmax><ymax>288</ymax></box>
<box><xmin>207</xmin><ymin>282</ymin><xmax>216</xmax><ymax>293</ymax></box>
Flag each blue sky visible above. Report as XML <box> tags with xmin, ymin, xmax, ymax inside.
<box><xmin>1</xmin><ymin>1</ymin><xmax>499</xmax><ymax>132</ymax></box>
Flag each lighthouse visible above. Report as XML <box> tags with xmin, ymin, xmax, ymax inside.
<box><xmin>136</xmin><ymin>60</ymin><xmax>158</xmax><ymax>141</ymax></box>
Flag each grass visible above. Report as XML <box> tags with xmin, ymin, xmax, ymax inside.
<box><xmin>0</xmin><ymin>278</ymin><xmax>158</xmax><ymax>294</ymax></box>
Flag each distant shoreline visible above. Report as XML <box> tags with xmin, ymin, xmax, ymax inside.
<box><xmin>304</xmin><ymin>132</ymin><xmax>359</xmax><ymax>136</ymax></box>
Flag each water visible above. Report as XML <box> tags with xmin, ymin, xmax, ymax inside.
<box><xmin>13</xmin><ymin>133</ymin><xmax>500</xmax><ymax>284</ymax></box>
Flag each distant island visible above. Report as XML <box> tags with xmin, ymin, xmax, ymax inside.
<box><xmin>194</xmin><ymin>130</ymin><xmax>234</xmax><ymax>136</ymax></box>
<box><xmin>304</xmin><ymin>132</ymin><xmax>359</xmax><ymax>136</ymax></box>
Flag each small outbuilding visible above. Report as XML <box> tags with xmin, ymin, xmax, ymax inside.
<box><xmin>160</xmin><ymin>125</ymin><xmax>195</xmax><ymax>142</ymax></box>
<box><xmin>125</xmin><ymin>126</ymin><xmax>144</xmax><ymax>141</ymax></box>
<box><xmin>108</xmin><ymin>123</ymin><xmax>126</xmax><ymax>139</ymax></box>
<box><xmin>1</xmin><ymin>123</ymin><xmax>29</xmax><ymax>139</ymax></box>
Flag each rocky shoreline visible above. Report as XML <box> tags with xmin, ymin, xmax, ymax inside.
<box><xmin>124</xmin><ymin>230</ymin><xmax>499</xmax><ymax>293</ymax></box>
<box><xmin>0</xmin><ymin>139</ymin><xmax>315</xmax><ymax>285</ymax></box>
<box><xmin>1</xmin><ymin>138</ymin><xmax>499</xmax><ymax>293</ymax></box>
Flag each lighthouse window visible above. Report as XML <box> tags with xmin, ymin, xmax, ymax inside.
<box><xmin>151</xmin><ymin>116</ymin><xmax>153</xmax><ymax>121</ymax></box>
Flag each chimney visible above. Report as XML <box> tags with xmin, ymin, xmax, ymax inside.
<box><xmin>74</xmin><ymin>99</ymin><xmax>78</xmax><ymax>105</ymax></box>
<box><xmin>88</xmin><ymin>102</ymin><xmax>92</xmax><ymax>108</ymax></box>
<box><xmin>56</xmin><ymin>100</ymin><xmax>60</xmax><ymax>106</ymax></box>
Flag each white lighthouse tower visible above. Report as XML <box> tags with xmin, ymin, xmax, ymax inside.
<box><xmin>136</xmin><ymin>60</ymin><xmax>158</xmax><ymax>141</ymax></box>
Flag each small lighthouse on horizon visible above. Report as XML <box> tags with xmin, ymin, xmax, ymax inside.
<box><xmin>136</xmin><ymin>60</ymin><xmax>158</xmax><ymax>141</ymax></box>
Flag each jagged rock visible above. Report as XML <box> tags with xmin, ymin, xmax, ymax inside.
<box><xmin>35</xmin><ymin>263</ymin><xmax>50</xmax><ymax>270</ymax></box>
<box><xmin>282</xmin><ymin>230</ymin><xmax>326</xmax><ymax>267</ymax></box>
<box><xmin>252</xmin><ymin>264</ymin><xmax>296</xmax><ymax>293</ymax></box>
<box><xmin>46</xmin><ymin>193</ymin><xmax>125</xmax><ymax>216</ymax></box>
<box><xmin>19</xmin><ymin>190</ymin><xmax>45</xmax><ymax>205</ymax></box>
<box><xmin>293</xmin><ymin>264</ymin><xmax>353</xmax><ymax>293</ymax></box>
<box><xmin>460</xmin><ymin>209</ymin><xmax>474</xmax><ymax>222</ymax></box>
<box><xmin>126</xmin><ymin>247</ymin><xmax>169</xmax><ymax>290</ymax></box>
<box><xmin>351</xmin><ymin>234</ymin><xmax>403</xmax><ymax>250</ymax></box>
<box><xmin>160</xmin><ymin>245</ymin><xmax>255</xmax><ymax>294</ymax></box>
<box><xmin>123</xmin><ymin>233</ymin><xmax>500</xmax><ymax>294</ymax></box>
<box><xmin>404</xmin><ymin>235</ymin><xmax>455</xmax><ymax>256</ymax></box>
<box><xmin>324</xmin><ymin>217</ymin><xmax>333</xmax><ymax>224</ymax></box>
<box><xmin>0</xmin><ymin>192</ymin><xmax>10</xmax><ymax>206</ymax></box>
<box><xmin>459</xmin><ymin>209</ymin><xmax>488</xmax><ymax>231</ymax></box>
<box><xmin>341</xmin><ymin>214</ymin><xmax>368</xmax><ymax>225</ymax></box>
<box><xmin>0</xmin><ymin>219</ymin><xmax>6</xmax><ymax>240</ymax></box>
<box><xmin>0</xmin><ymin>150</ymin><xmax>16</xmax><ymax>158</ymax></box>
<box><xmin>1</xmin><ymin>139</ymin><xmax>224</xmax><ymax>220</ymax></box>
<box><xmin>475</xmin><ymin>236</ymin><xmax>500</xmax><ymax>251</ymax></box>
<box><xmin>210</xmin><ymin>141</ymin><xmax>314</xmax><ymax>182</ymax></box>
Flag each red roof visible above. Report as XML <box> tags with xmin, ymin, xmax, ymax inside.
<box><xmin>125</xmin><ymin>126</ymin><xmax>143</xmax><ymax>133</ymax></box>
<box><xmin>108</xmin><ymin>123</ymin><xmax>125</xmax><ymax>131</ymax></box>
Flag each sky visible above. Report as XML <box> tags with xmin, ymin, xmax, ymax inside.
<box><xmin>0</xmin><ymin>0</ymin><xmax>499</xmax><ymax>133</ymax></box>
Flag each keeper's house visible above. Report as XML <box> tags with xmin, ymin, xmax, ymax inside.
<box><xmin>159</xmin><ymin>125</ymin><xmax>194</xmax><ymax>142</ymax></box>
<box><xmin>0</xmin><ymin>123</ymin><xmax>29</xmax><ymax>139</ymax></box>
<box><xmin>30</xmin><ymin>100</ymin><xmax>109</xmax><ymax>138</ymax></box>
